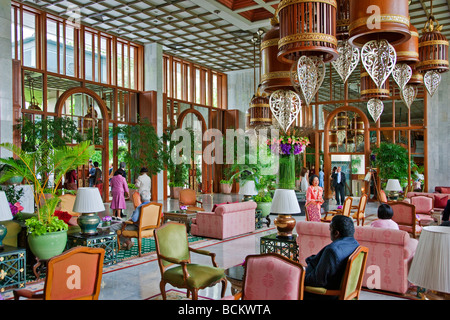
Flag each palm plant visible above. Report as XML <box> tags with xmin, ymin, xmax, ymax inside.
<box><xmin>0</xmin><ymin>140</ymin><xmax>94</xmax><ymax>235</ymax></box>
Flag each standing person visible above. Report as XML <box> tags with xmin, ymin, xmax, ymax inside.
<box><xmin>110</xmin><ymin>170</ymin><xmax>129</xmax><ymax>219</ymax></box>
<box><xmin>300</xmin><ymin>167</ymin><xmax>309</xmax><ymax>192</ymax></box>
<box><xmin>319</xmin><ymin>168</ymin><xmax>324</xmax><ymax>188</ymax></box>
<box><xmin>306</xmin><ymin>175</ymin><xmax>324</xmax><ymax>220</ymax></box>
<box><xmin>93</xmin><ymin>161</ymin><xmax>103</xmax><ymax>196</ymax></box>
<box><xmin>332</xmin><ymin>166</ymin><xmax>346</xmax><ymax>206</ymax></box>
<box><xmin>135</xmin><ymin>167</ymin><xmax>151</xmax><ymax>198</ymax></box>
<box><xmin>330</xmin><ymin>166</ymin><xmax>337</xmax><ymax>200</ymax></box>
<box><xmin>88</xmin><ymin>161</ymin><xmax>95</xmax><ymax>187</ymax></box>
<box><xmin>117</xmin><ymin>161</ymin><xmax>127</xmax><ymax>179</ymax></box>
<box><xmin>304</xmin><ymin>215</ymin><xmax>359</xmax><ymax>300</ymax></box>
<box><xmin>65</xmin><ymin>169</ymin><xmax>78</xmax><ymax>190</ymax></box>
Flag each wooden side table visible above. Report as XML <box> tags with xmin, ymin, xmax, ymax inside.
<box><xmin>66</xmin><ymin>232</ymin><xmax>118</xmax><ymax>265</ymax></box>
<box><xmin>225</xmin><ymin>265</ymin><xmax>245</xmax><ymax>295</ymax></box>
<box><xmin>0</xmin><ymin>245</ymin><xmax>26</xmax><ymax>293</ymax></box>
<box><xmin>163</xmin><ymin>211</ymin><xmax>197</xmax><ymax>233</ymax></box>
<box><xmin>260</xmin><ymin>233</ymin><xmax>299</xmax><ymax>262</ymax></box>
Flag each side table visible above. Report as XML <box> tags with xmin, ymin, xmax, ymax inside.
<box><xmin>0</xmin><ymin>245</ymin><xmax>26</xmax><ymax>293</ymax></box>
<box><xmin>225</xmin><ymin>265</ymin><xmax>245</xmax><ymax>295</ymax></box>
<box><xmin>66</xmin><ymin>231</ymin><xmax>118</xmax><ymax>266</ymax></box>
<box><xmin>260</xmin><ymin>233</ymin><xmax>299</xmax><ymax>262</ymax></box>
<box><xmin>163</xmin><ymin>211</ymin><xmax>197</xmax><ymax>233</ymax></box>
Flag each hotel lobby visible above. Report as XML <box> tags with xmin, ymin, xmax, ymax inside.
<box><xmin>0</xmin><ymin>0</ymin><xmax>449</xmax><ymax>307</ymax></box>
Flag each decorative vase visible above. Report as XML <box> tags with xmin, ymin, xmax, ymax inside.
<box><xmin>220</xmin><ymin>183</ymin><xmax>232</xmax><ymax>194</ymax></box>
<box><xmin>278</xmin><ymin>154</ymin><xmax>296</xmax><ymax>190</ymax></box>
<box><xmin>0</xmin><ymin>225</ymin><xmax>7</xmax><ymax>248</ymax></box>
<box><xmin>256</xmin><ymin>202</ymin><xmax>272</xmax><ymax>218</ymax></box>
<box><xmin>28</xmin><ymin>230</ymin><xmax>68</xmax><ymax>260</ymax></box>
<box><xmin>77</xmin><ymin>213</ymin><xmax>101</xmax><ymax>235</ymax></box>
<box><xmin>274</xmin><ymin>214</ymin><xmax>296</xmax><ymax>238</ymax></box>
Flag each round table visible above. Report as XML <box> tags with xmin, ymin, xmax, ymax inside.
<box><xmin>224</xmin><ymin>265</ymin><xmax>245</xmax><ymax>295</ymax></box>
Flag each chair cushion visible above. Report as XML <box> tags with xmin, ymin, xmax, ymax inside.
<box><xmin>163</xmin><ymin>264</ymin><xmax>225</xmax><ymax>288</ymax></box>
<box><xmin>121</xmin><ymin>229</ymin><xmax>155</xmax><ymax>238</ymax></box>
<box><xmin>212</xmin><ymin>203</ymin><xmax>227</xmax><ymax>212</ymax></box>
<box><xmin>187</xmin><ymin>206</ymin><xmax>204</xmax><ymax>212</ymax></box>
<box><xmin>435</xmin><ymin>195</ymin><xmax>448</xmax><ymax>209</ymax></box>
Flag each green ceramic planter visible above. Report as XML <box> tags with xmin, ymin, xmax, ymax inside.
<box><xmin>28</xmin><ymin>230</ymin><xmax>68</xmax><ymax>260</ymax></box>
<box><xmin>256</xmin><ymin>202</ymin><xmax>272</xmax><ymax>218</ymax></box>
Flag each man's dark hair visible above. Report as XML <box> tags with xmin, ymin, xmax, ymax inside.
<box><xmin>94</xmin><ymin>161</ymin><xmax>99</xmax><ymax>167</ymax></box>
<box><xmin>330</xmin><ymin>215</ymin><xmax>355</xmax><ymax>238</ymax></box>
<box><xmin>378</xmin><ymin>204</ymin><xmax>394</xmax><ymax>220</ymax></box>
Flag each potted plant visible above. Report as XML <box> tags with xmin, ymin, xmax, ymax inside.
<box><xmin>253</xmin><ymin>192</ymin><xmax>272</xmax><ymax>219</ymax></box>
<box><xmin>0</xmin><ymin>140</ymin><xmax>94</xmax><ymax>260</ymax></box>
<box><xmin>170</xmin><ymin>163</ymin><xmax>189</xmax><ymax>199</ymax></box>
<box><xmin>371</xmin><ymin>142</ymin><xmax>409</xmax><ymax>188</ymax></box>
<box><xmin>219</xmin><ymin>179</ymin><xmax>233</xmax><ymax>194</ymax></box>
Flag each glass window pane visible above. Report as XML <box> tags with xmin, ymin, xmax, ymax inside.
<box><xmin>85</xmin><ymin>32</ymin><xmax>93</xmax><ymax>80</ymax></box>
<box><xmin>94</xmin><ymin>34</ymin><xmax>99</xmax><ymax>82</ymax></box>
<box><xmin>23</xmin><ymin>11</ymin><xmax>36</xmax><ymax>68</ymax></box>
<box><xmin>117</xmin><ymin>43</ymin><xmax>122</xmax><ymax>87</ymax></box>
<box><xmin>65</xmin><ymin>25</ymin><xmax>75</xmax><ymax>76</ymax></box>
<box><xmin>195</xmin><ymin>68</ymin><xmax>200</xmax><ymax>104</ymax></box>
<box><xmin>130</xmin><ymin>46</ymin><xmax>135</xmax><ymax>89</ymax></box>
<box><xmin>11</xmin><ymin>8</ymin><xmax>15</xmax><ymax>59</ymax></box>
<box><xmin>46</xmin><ymin>20</ymin><xmax>57</xmax><ymax>73</ymax></box>
<box><xmin>59</xmin><ymin>23</ymin><xmax>64</xmax><ymax>74</ymax></box>
<box><xmin>124</xmin><ymin>44</ymin><xmax>129</xmax><ymax>88</ymax></box>
<box><xmin>23</xmin><ymin>70</ymin><xmax>43</xmax><ymax>111</ymax></box>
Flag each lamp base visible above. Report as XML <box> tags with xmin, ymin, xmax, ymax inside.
<box><xmin>0</xmin><ymin>225</ymin><xmax>7</xmax><ymax>249</ymax></box>
<box><xmin>242</xmin><ymin>195</ymin><xmax>254</xmax><ymax>202</ymax></box>
<box><xmin>388</xmin><ymin>191</ymin><xmax>399</xmax><ymax>201</ymax></box>
<box><xmin>77</xmin><ymin>213</ymin><xmax>101</xmax><ymax>236</ymax></box>
<box><xmin>274</xmin><ymin>214</ymin><xmax>296</xmax><ymax>239</ymax></box>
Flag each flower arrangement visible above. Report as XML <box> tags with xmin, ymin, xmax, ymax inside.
<box><xmin>9</xmin><ymin>202</ymin><xmax>24</xmax><ymax>216</ymax></box>
<box><xmin>180</xmin><ymin>205</ymin><xmax>188</xmax><ymax>212</ymax></box>
<box><xmin>267</xmin><ymin>135</ymin><xmax>310</xmax><ymax>155</ymax></box>
<box><xmin>102</xmin><ymin>215</ymin><xmax>112</xmax><ymax>226</ymax></box>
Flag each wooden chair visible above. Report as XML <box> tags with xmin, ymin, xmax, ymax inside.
<box><xmin>57</xmin><ymin>194</ymin><xmax>79</xmax><ymax>216</ymax></box>
<box><xmin>179</xmin><ymin>188</ymin><xmax>204</xmax><ymax>212</ymax></box>
<box><xmin>379</xmin><ymin>190</ymin><xmax>388</xmax><ymax>204</ymax></box>
<box><xmin>304</xmin><ymin>246</ymin><xmax>369</xmax><ymax>300</ymax></box>
<box><xmin>132</xmin><ymin>191</ymin><xmax>142</xmax><ymax>209</ymax></box>
<box><xmin>322</xmin><ymin>197</ymin><xmax>353</xmax><ymax>223</ymax></box>
<box><xmin>13</xmin><ymin>247</ymin><xmax>105</xmax><ymax>300</ymax></box>
<box><xmin>117</xmin><ymin>202</ymin><xmax>163</xmax><ymax>257</ymax></box>
<box><xmin>154</xmin><ymin>222</ymin><xmax>227</xmax><ymax>300</ymax></box>
<box><xmin>351</xmin><ymin>194</ymin><xmax>368</xmax><ymax>226</ymax></box>
<box><xmin>226</xmin><ymin>253</ymin><xmax>306</xmax><ymax>300</ymax></box>
<box><xmin>389</xmin><ymin>201</ymin><xmax>422</xmax><ymax>238</ymax></box>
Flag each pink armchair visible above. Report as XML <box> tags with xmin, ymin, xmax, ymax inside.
<box><xmin>224</xmin><ymin>253</ymin><xmax>306</xmax><ymax>300</ymax></box>
<box><xmin>389</xmin><ymin>201</ymin><xmax>422</xmax><ymax>238</ymax></box>
<box><xmin>408</xmin><ymin>195</ymin><xmax>435</xmax><ymax>226</ymax></box>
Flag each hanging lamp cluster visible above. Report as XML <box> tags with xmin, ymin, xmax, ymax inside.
<box><xmin>254</xmin><ymin>0</ymin><xmax>449</xmax><ymax>129</ymax></box>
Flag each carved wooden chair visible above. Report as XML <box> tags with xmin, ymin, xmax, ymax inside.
<box><xmin>390</xmin><ymin>201</ymin><xmax>422</xmax><ymax>238</ymax></box>
<box><xmin>351</xmin><ymin>194</ymin><xmax>368</xmax><ymax>226</ymax></box>
<box><xmin>179</xmin><ymin>188</ymin><xmax>204</xmax><ymax>212</ymax></box>
<box><xmin>132</xmin><ymin>191</ymin><xmax>142</xmax><ymax>209</ymax></box>
<box><xmin>13</xmin><ymin>247</ymin><xmax>105</xmax><ymax>300</ymax></box>
<box><xmin>322</xmin><ymin>197</ymin><xmax>353</xmax><ymax>223</ymax></box>
<box><xmin>225</xmin><ymin>253</ymin><xmax>306</xmax><ymax>300</ymax></box>
<box><xmin>304</xmin><ymin>246</ymin><xmax>369</xmax><ymax>300</ymax></box>
<box><xmin>117</xmin><ymin>202</ymin><xmax>163</xmax><ymax>257</ymax></box>
<box><xmin>154</xmin><ymin>222</ymin><xmax>227</xmax><ymax>300</ymax></box>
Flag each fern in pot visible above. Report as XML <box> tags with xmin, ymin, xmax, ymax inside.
<box><xmin>0</xmin><ymin>141</ymin><xmax>94</xmax><ymax>260</ymax></box>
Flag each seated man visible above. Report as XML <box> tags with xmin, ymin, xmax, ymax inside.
<box><xmin>110</xmin><ymin>190</ymin><xmax>152</xmax><ymax>250</ymax></box>
<box><xmin>304</xmin><ymin>215</ymin><xmax>360</xmax><ymax>300</ymax></box>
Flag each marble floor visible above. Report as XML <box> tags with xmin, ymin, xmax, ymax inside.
<box><xmin>97</xmin><ymin>193</ymin><xmax>408</xmax><ymax>301</ymax></box>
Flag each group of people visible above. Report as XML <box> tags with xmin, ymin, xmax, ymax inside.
<box><xmin>298</xmin><ymin>167</ymin><xmax>325</xmax><ymax>192</ymax></box>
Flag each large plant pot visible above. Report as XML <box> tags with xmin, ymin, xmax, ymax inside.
<box><xmin>172</xmin><ymin>187</ymin><xmax>182</xmax><ymax>199</ymax></box>
<box><xmin>220</xmin><ymin>183</ymin><xmax>232</xmax><ymax>194</ymax></box>
<box><xmin>256</xmin><ymin>201</ymin><xmax>272</xmax><ymax>218</ymax></box>
<box><xmin>28</xmin><ymin>230</ymin><xmax>68</xmax><ymax>260</ymax></box>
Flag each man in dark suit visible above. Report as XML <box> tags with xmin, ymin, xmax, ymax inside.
<box><xmin>332</xmin><ymin>166</ymin><xmax>346</xmax><ymax>205</ymax></box>
<box><xmin>304</xmin><ymin>215</ymin><xmax>360</xmax><ymax>300</ymax></box>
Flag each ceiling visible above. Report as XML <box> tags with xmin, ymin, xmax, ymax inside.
<box><xmin>22</xmin><ymin>0</ymin><xmax>450</xmax><ymax>73</ymax></box>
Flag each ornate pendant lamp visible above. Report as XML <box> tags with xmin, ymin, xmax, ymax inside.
<box><xmin>260</xmin><ymin>17</ymin><xmax>293</xmax><ymax>94</ymax></box>
<box><xmin>416</xmin><ymin>0</ymin><xmax>449</xmax><ymax>96</ymax></box>
<box><xmin>249</xmin><ymin>86</ymin><xmax>273</xmax><ymax>128</ymax></box>
<box><xmin>277</xmin><ymin>0</ymin><xmax>339</xmax><ymax>64</ymax></box>
<box><xmin>348</xmin><ymin>0</ymin><xmax>411</xmax><ymax>48</ymax></box>
<box><xmin>269</xmin><ymin>90</ymin><xmax>301</xmax><ymax>134</ymax></box>
<box><xmin>290</xmin><ymin>55</ymin><xmax>326</xmax><ymax>106</ymax></box>
<box><xmin>336</xmin><ymin>0</ymin><xmax>351</xmax><ymax>41</ymax></box>
<box><xmin>360</xmin><ymin>65</ymin><xmax>390</xmax><ymax>101</ymax></box>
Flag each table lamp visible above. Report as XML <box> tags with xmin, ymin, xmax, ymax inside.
<box><xmin>0</xmin><ymin>191</ymin><xmax>13</xmax><ymax>249</ymax></box>
<box><xmin>239</xmin><ymin>180</ymin><xmax>258</xmax><ymax>201</ymax></box>
<box><xmin>73</xmin><ymin>187</ymin><xmax>105</xmax><ymax>235</ymax></box>
<box><xmin>270</xmin><ymin>189</ymin><xmax>301</xmax><ymax>239</ymax></box>
<box><xmin>385</xmin><ymin>179</ymin><xmax>402</xmax><ymax>201</ymax></box>
<box><xmin>408</xmin><ymin>226</ymin><xmax>450</xmax><ymax>299</ymax></box>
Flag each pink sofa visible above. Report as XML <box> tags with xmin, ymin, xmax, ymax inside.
<box><xmin>406</xmin><ymin>191</ymin><xmax>450</xmax><ymax>212</ymax></box>
<box><xmin>295</xmin><ymin>221</ymin><xmax>418</xmax><ymax>295</ymax></box>
<box><xmin>190</xmin><ymin>201</ymin><xmax>257</xmax><ymax>239</ymax></box>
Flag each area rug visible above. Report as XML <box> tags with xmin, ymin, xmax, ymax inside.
<box><xmin>145</xmin><ymin>289</ymin><xmax>212</xmax><ymax>300</ymax></box>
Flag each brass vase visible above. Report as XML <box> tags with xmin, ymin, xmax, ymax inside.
<box><xmin>274</xmin><ymin>214</ymin><xmax>296</xmax><ymax>238</ymax></box>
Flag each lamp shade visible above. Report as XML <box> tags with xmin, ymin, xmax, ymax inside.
<box><xmin>270</xmin><ymin>189</ymin><xmax>301</xmax><ymax>214</ymax></box>
<box><xmin>385</xmin><ymin>179</ymin><xmax>402</xmax><ymax>191</ymax></box>
<box><xmin>0</xmin><ymin>191</ymin><xmax>13</xmax><ymax>221</ymax></box>
<box><xmin>408</xmin><ymin>226</ymin><xmax>450</xmax><ymax>293</ymax></box>
<box><xmin>72</xmin><ymin>187</ymin><xmax>105</xmax><ymax>213</ymax></box>
<box><xmin>239</xmin><ymin>180</ymin><xmax>258</xmax><ymax>196</ymax></box>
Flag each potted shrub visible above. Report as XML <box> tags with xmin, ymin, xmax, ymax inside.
<box><xmin>371</xmin><ymin>142</ymin><xmax>410</xmax><ymax>188</ymax></box>
<box><xmin>0</xmin><ymin>141</ymin><xmax>94</xmax><ymax>260</ymax></box>
<box><xmin>253</xmin><ymin>192</ymin><xmax>272</xmax><ymax>221</ymax></box>
<box><xmin>220</xmin><ymin>179</ymin><xmax>233</xmax><ymax>194</ymax></box>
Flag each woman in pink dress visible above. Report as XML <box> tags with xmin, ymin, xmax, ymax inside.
<box><xmin>110</xmin><ymin>170</ymin><xmax>129</xmax><ymax>218</ymax></box>
<box><xmin>370</xmin><ymin>203</ymin><xmax>399</xmax><ymax>230</ymax></box>
<box><xmin>305</xmin><ymin>175</ymin><xmax>324</xmax><ymax>221</ymax></box>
